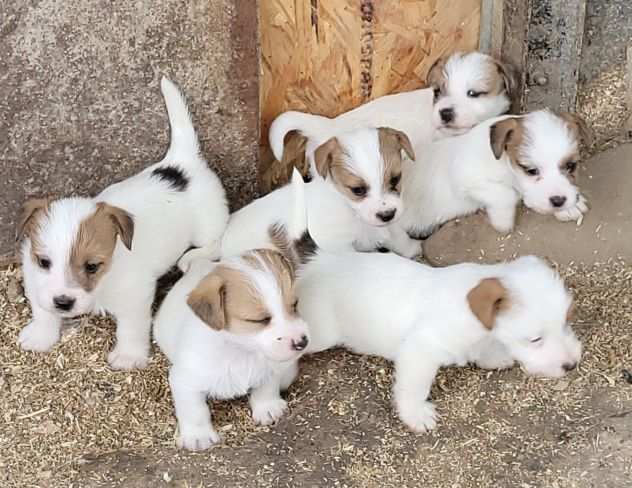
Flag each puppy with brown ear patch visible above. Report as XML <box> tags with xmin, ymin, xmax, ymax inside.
<box><xmin>16</xmin><ymin>78</ymin><xmax>228</xmax><ymax>370</ymax></box>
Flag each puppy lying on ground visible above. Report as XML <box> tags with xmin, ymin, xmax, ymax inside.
<box><xmin>154</xmin><ymin>199</ymin><xmax>310</xmax><ymax>450</ymax></box>
<box><xmin>16</xmin><ymin>78</ymin><xmax>228</xmax><ymax>369</ymax></box>
<box><xmin>399</xmin><ymin>109</ymin><xmax>592</xmax><ymax>239</ymax></box>
<box><xmin>264</xmin><ymin>51</ymin><xmax>516</xmax><ymax>188</ymax></box>
<box><xmin>283</xmin><ymin>171</ymin><xmax>582</xmax><ymax>433</ymax></box>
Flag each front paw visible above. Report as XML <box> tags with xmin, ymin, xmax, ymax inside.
<box><xmin>251</xmin><ymin>398</ymin><xmax>288</xmax><ymax>425</ymax></box>
<box><xmin>107</xmin><ymin>345</ymin><xmax>149</xmax><ymax>370</ymax></box>
<box><xmin>554</xmin><ymin>194</ymin><xmax>589</xmax><ymax>223</ymax></box>
<box><xmin>393</xmin><ymin>238</ymin><xmax>424</xmax><ymax>259</ymax></box>
<box><xmin>176</xmin><ymin>426</ymin><xmax>221</xmax><ymax>451</ymax></box>
<box><xmin>475</xmin><ymin>356</ymin><xmax>515</xmax><ymax>370</ymax></box>
<box><xmin>18</xmin><ymin>321</ymin><xmax>60</xmax><ymax>352</ymax></box>
<box><xmin>396</xmin><ymin>397</ymin><xmax>438</xmax><ymax>433</ymax></box>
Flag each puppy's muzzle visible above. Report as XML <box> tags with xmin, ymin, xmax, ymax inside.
<box><xmin>53</xmin><ymin>295</ymin><xmax>76</xmax><ymax>312</ymax></box>
<box><xmin>291</xmin><ymin>335</ymin><xmax>309</xmax><ymax>351</ymax></box>
<box><xmin>376</xmin><ymin>209</ymin><xmax>396</xmax><ymax>223</ymax></box>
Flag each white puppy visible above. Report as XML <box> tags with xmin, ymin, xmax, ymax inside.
<box><xmin>399</xmin><ymin>109</ymin><xmax>591</xmax><ymax>239</ymax></box>
<box><xmin>16</xmin><ymin>78</ymin><xmax>228</xmax><ymax>369</ymax></box>
<box><xmin>154</xmin><ymin>214</ymin><xmax>310</xmax><ymax>450</ymax></box>
<box><xmin>268</xmin><ymin>50</ymin><xmax>516</xmax><ymax>174</ymax></box>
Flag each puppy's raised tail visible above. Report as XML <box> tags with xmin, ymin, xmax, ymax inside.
<box><xmin>160</xmin><ymin>77</ymin><xmax>200</xmax><ymax>162</ymax></box>
<box><xmin>269</xmin><ymin>111</ymin><xmax>330</xmax><ymax>161</ymax></box>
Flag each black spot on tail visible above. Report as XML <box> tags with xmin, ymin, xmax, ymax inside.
<box><xmin>151</xmin><ymin>165</ymin><xmax>189</xmax><ymax>191</ymax></box>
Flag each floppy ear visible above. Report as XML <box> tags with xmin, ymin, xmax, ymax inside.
<box><xmin>489</xmin><ymin>117</ymin><xmax>520</xmax><ymax>160</ymax></box>
<box><xmin>426</xmin><ymin>55</ymin><xmax>446</xmax><ymax>88</ymax></box>
<box><xmin>98</xmin><ymin>203</ymin><xmax>134</xmax><ymax>251</ymax></box>
<box><xmin>466</xmin><ymin>277</ymin><xmax>509</xmax><ymax>330</ymax></box>
<box><xmin>493</xmin><ymin>59</ymin><xmax>519</xmax><ymax>101</ymax></box>
<box><xmin>187</xmin><ymin>273</ymin><xmax>227</xmax><ymax>330</ymax></box>
<box><xmin>558</xmin><ymin>112</ymin><xmax>593</xmax><ymax>149</ymax></box>
<box><xmin>378</xmin><ymin>127</ymin><xmax>416</xmax><ymax>161</ymax></box>
<box><xmin>313</xmin><ymin>137</ymin><xmax>343</xmax><ymax>179</ymax></box>
<box><xmin>16</xmin><ymin>198</ymin><xmax>49</xmax><ymax>242</ymax></box>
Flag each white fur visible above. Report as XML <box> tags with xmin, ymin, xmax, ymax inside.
<box><xmin>19</xmin><ymin>77</ymin><xmax>228</xmax><ymax>370</ymax></box>
<box><xmin>399</xmin><ymin>110</ymin><xmax>589</xmax><ymax>238</ymax></box>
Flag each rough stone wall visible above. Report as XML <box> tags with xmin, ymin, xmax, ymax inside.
<box><xmin>0</xmin><ymin>0</ymin><xmax>258</xmax><ymax>264</ymax></box>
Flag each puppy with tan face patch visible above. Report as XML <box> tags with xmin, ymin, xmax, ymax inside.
<box><xmin>154</xmin><ymin>226</ymin><xmax>309</xmax><ymax>451</ymax></box>
<box><xmin>399</xmin><ymin>109</ymin><xmax>592</xmax><ymax>240</ymax></box>
<box><xmin>16</xmin><ymin>78</ymin><xmax>228</xmax><ymax>370</ymax></box>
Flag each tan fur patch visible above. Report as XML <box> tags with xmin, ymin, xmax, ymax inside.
<box><xmin>378</xmin><ymin>127</ymin><xmax>415</xmax><ymax>194</ymax></box>
<box><xmin>17</xmin><ymin>198</ymin><xmax>49</xmax><ymax>246</ymax></box>
<box><xmin>466</xmin><ymin>277</ymin><xmax>509</xmax><ymax>330</ymax></box>
<box><xmin>69</xmin><ymin>203</ymin><xmax>134</xmax><ymax>292</ymax></box>
<box><xmin>489</xmin><ymin>117</ymin><xmax>525</xmax><ymax>163</ymax></box>
<box><xmin>558</xmin><ymin>112</ymin><xmax>593</xmax><ymax>149</ymax></box>
<box><xmin>313</xmin><ymin>137</ymin><xmax>370</xmax><ymax>201</ymax></box>
<box><xmin>259</xmin><ymin>131</ymin><xmax>310</xmax><ymax>194</ymax></box>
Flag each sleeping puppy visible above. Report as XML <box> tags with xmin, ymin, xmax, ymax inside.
<box><xmin>16</xmin><ymin>78</ymin><xmax>228</xmax><ymax>369</ymax></box>
<box><xmin>265</xmin><ymin>51</ymin><xmax>516</xmax><ymax>187</ymax></box>
<box><xmin>399</xmin><ymin>109</ymin><xmax>592</xmax><ymax>239</ymax></box>
<box><xmin>277</xmin><ymin>171</ymin><xmax>582</xmax><ymax>433</ymax></box>
<box><xmin>154</xmin><ymin>213</ymin><xmax>310</xmax><ymax>450</ymax></box>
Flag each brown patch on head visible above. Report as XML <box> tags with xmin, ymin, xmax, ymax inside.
<box><xmin>558</xmin><ymin>112</ymin><xmax>593</xmax><ymax>149</ymax></box>
<box><xmin>426</xmin><ymin>55</ymin><xmax>447</xmax><ymax>95</ymax></box>
<box><xmin>378</xmin><ymin>127</ymin><xmax>415</xmax><ymax>194</ymax></box>
<box><xmin>313</xmin><ymin>137</ymin><xmax>370</xmax><ymax>201</ymax></box>
<box><xmin>259</xmin><ymin>131</ymin><xmax>310</xmax><ymax>194</ymax></box>
<box><xmin>16</xmin><ymin>198</ymin><xmax>49</xmax><ymax>244</ymax></box>
<box><xmin>489</xmin><ymin>117</ymin><xmax>525</xmax><ymax>162</ymax></box>
<box><xmin>69</xmin><ymin>203</ymin><xmax>134</xmax><ymax>292</ymax></box>
<box><xmin>467</xmin><ymin>277</ymin><xmax>509</xmax><ymax>330</ymax></box>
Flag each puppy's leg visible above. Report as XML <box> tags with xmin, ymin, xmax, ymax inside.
<box><xmin>393</xmin><ymin>340</ymin><xmax>441</xmax><ymax>432</ymax></box>
<box><xmin>18</xmin><ymin>302</ymin><xmax>62</xmax><ymax>352</ymax></box>
<box><xmin>468</xmin><ymin>337</ymin><xmax>515</xmax><ymax>370</ymax></box>
<box><xmin>107</xmin><ymin>294</ymin><xmax>153</xmax><ymax>370</ymax></box>
<box><xmin>473</xmin><ymin>187</ymin><xmax>520</xmax><ymax>234</ymax></box>
<box><xmin>170</xmin><ymin>370</ymin><xmax>220</xmax><ymax>450</ymax></box>
<box><xmin>279</xmin><ymin>361</ymin><xmax>299</xmax><ymax>391</ymax></box>
<box><xmin>249</xmin><ymin>370</ymin><xmax>288</xmax><ymax>425</ymax></box>
<box><xmin>554</xmin><ymin>193</ymin><xmax>589</xmax><ymax>222</ymax></box>
<box><xmin>386</xmin><ymin>223</ymin><xmax>424</xmax><ymax>258</ymax></box>
<box><xmin>177</xmin><ymin>243</ymin><xmax>221</xmax><ymax>273</ymax></box>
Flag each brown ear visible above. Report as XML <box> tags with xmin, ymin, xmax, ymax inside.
<box><xmin>97</xmin><ymin>203</ymin><xmax>134</xmax><ymax>251</ymax></box>
<box><xmin>187</xmin><ymin>273</ymin><xmax>227</xmax><ymax>330</ymax></box>
<box><xmin>489</xmin><ymin>117</ymin><xmax>520</xmax><ymax>160</ymax></box>
<box><xmin>378</xmin><ymin>127</ymin><xmax>416</xmax><ymax>161</ymax></box>
<box><xmin>426</xmin><ymin>55</ymin><xmax>446</xmax><ymax>87</ymax></box>
<box><xmin>467</xmin><ymin>278</ymin><xmax>508</xmax><ymax>330</ymax></box>
<box><xmin>493</xmin><ymin>59</ymin><xmax>519</xmax><ymax>100</ymax></box>
<box><xmin>313</xmin><ymin>137</ymin><xmax>343</xmax><ymax>179</ymax></box>
<box><xmin>558</xmin><ymin>112</ymin><xmax>593</xmax><ymax>149</ymax></box>
<box><xmin>16</xmin><ymin>198</ymin><xmax>49</xmax><ymax>242</ymax></box>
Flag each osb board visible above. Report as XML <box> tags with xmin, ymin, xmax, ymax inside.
<box><xmin>260</xmin><ymin>0</ymin><xmax>482</xmax><ymax>146</ymax></box>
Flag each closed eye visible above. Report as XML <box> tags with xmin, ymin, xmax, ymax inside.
<box><xmin>248</xmin><ymin>316</ymin><xmax>271</xmax><ymax>325</ymax></box>
<box><xmin>467</xmin><ymin>89</ymin><xmax>488</xmax><ymax>98</ymax></box>
<box><xmin>292</xmin><ymin>299</ymin><xmax>299</xmax><ymax>313</ymax></box>
<box><xmin>524</xmin><ymin>167</ymin><xmax>540</xmax><ymax>177</ymax></box>
<box><xmin>565</xmin><ymin>161</ymin><xmax>578</xmax><ymax>173</ymax></box>
<box><xmin>350</xmin><ymin>185</ymin><xmax>368</xmax><ymax>197</ymax></box>
<box><xmin>530</xmin><ymin>336</ymin><xmax>543</xmax><ymax>343</ymax></box>
<box><xmin>389</xmin><ymin>173</ymin><xmax>401</xmax><ymax>189</ymax></box>
<box><xmin>84</xmin><ymin>262</ymin><xmax>103</xmax><ymax>274</ymax></box>
<box><xmin>433</xmin><ymin>86</ymin><xmax>441</xmax><ymax>101</ymax></box>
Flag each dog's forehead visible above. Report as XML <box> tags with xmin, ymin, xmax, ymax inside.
<box><xmin>336</xmin><ymin>129</ymin><xmax>385</xmax><ymax>186</ymax></box>
<box><xmin>445</xmin><ymin>52</ymin><xmax>498</xmax><ymax>89</ymax></box>
<box><xmin>520</xmin><ymin>111</ymin><xmax>579</xmax><ymax>164</ymax></box>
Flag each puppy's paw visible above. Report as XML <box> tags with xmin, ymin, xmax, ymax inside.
<box><xmin>475</xmin><ymin>355</ymin><xmax>515</xmax><ymax>370</ymax></box>
<box><xmin>177</xmin><ymin>427</ymin><xmax>221</xmax><ymax>451</ymax></box>
<box><xmin>107</xmin><ymin>346</ymin><xmax>149</xmax><ymax>370</ymax></box>
<box><xmin>251</xmin><ymin>398</ymin><xmax>288</xmax><ymax>425</ymax></box>
<box><xmin>394</xmin><ymin>239</ymin><xmax>424</xmax><ymax>259</ymax></box>
<box><xmin>18</xmin><ymin>321</ymin><xmax>60</xmax><ymax>352</ymax></box>
<box><xmin>397</xmin><ymin>398</ymin><xmax>438</xmax><ymax>433</ymax></box>
<box><xmin>554</xmin><ymin>194</ymin><xmax>589</xmax><ymax>223</ymax></box>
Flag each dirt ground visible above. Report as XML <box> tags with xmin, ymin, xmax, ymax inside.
<box><xmin>1</xmin><ymin>143</ymin><xmax>631</xmax><ymax>488</ymax></box>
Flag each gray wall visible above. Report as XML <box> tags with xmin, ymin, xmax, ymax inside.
<box><xmin>0</xmin><ymin>0</ymin><xmax>258</xmax><ymax>264</ymax></box>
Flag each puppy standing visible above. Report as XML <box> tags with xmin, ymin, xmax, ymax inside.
<box><xmin>17</xmin><ymin>78</ymin><xmax>228</xmax><ymax>369</ymax></box>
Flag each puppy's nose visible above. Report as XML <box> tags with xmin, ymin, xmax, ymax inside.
<box><xmin>562</xmin><ymin>362</ymin><xmax>577</xmax><ymax>372</ymax></box>
<box><xmin>550</xmin><ymin>195</ymin><xmax>567</xmax><ymax>208</ymax></box>
<box><xmin>291</xmin><ymin>335</ymin><xmax>309</xmax><ymax>351</ymax></box>
<box><xmin>53</xmin><ymin>295</ymin><xmax>75</xmax><ymax>312</ymax></box>
<box><xmin>439</xmin><ymin>107</ymin><xmax>454</xmax><ymax>123</ymax></box>
<box><xmin>376</xmin><ymin>209</ymin><xmax>396</xmax><ymax>222</ymax></box>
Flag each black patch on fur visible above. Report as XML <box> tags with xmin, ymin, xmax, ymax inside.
<box><xmin>376</xmin><ymin>246</ymin><xmax>391</xmax><ymax>253</ymax></box>
<box><xmin>268</xmin><ymin>223</ymin><xmax>318</xmax><ymax>269</ymax></box>
<box><xmin>295</xmin><ymin>230</ymin><xmax>318</xmax><ymax>264</ymax></box>
<box><xmin>151</xmin><ymin>165</ymin><xmax>189</xmax><ymax>191</ymax></box>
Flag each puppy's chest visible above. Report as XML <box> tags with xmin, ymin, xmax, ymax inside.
<box><xmin>204</xmin><ymin>351</ymin><xmax>276</xmax><ymax>400</ymax></box>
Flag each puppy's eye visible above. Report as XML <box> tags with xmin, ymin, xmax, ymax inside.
<box><xmin>565</xmin><ymin>161</ymin><xmax>577</xmax><ymax>173</ymax></box>
<box><xmin>525</xmin><ymin>167</ymin><xmax>540</xmax><ymax>177</ymax></box>
<box><xmin>466</xmin><ymin>89</ymin><xmax>487</xmax><ymax>98</ymax></box>
<box><xmin>389</xmin><ymin>174</ymin><xmax>401</xmax><ymax>189</ymax></box>
<box><xmin>292</xmin><ymin>299</ymin><xmax>299</xmax><ymax>313</ymax></box>
<box><xmin>530</xmin><ymin>337</ymin><xmax>543</xmax><ymax>344</ymax></box>
<box><xmin>84</xmin><ymin>262</ymin><xmax>102</xmax><ymax>274</ymax></box>
<box><xmin>36</xmin><ymin>256</ymin><xmax>51</xmax><ymax>270</ymax></box>
<box><xmin>433</xmin><ymin>87</ymin><xmax>441</xmax><ymax>101</ymax></box>
<box><xmin>350</xmin><ymin>186</ymin><xmax>368</xmax><ymax>197</ymax></box>
<box><xmin>250</xmin><ymin>316</ymin><xmax>271</xmax><ymax>326</ymax></box>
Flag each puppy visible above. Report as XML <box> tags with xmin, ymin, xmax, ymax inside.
<box><xmin>267</xmin><ymin>51</ymin><xmax>516</xmax><ymax>185</ymax></box>
<box><xmin>217</xmin><ymin>126</ymin><xmax>422</xmax><ymax>260</ymax></box>
<box><xmin>16</xmin><ymin>78</ymin><xmax>228</xmax><ymax>369</ymax></box>
<box><xmin>399</xmin><ymin>109</ymin><xmax>592</xmax><ymax>239</ymax></box>
<box><xmin>153</xmin><ymin>204</ymin><xmax>310</xmax><ymax>451</ymax></box>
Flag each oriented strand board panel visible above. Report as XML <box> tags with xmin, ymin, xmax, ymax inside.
<box><xmin>260</xmin><ymin>0</ymin><xmax>482</xmax><ymax>145</ymax></box>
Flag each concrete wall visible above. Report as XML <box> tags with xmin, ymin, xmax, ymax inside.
<box><xmin>0</xmin><ymin>0</ymin><xmax>258</xmax><ymax>264</ymax></box>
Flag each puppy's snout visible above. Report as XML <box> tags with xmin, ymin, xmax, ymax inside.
<box><xmin>291</xmin><ymin>335</ymin><xmax>309</xmax><ymax>351</ymax></box>
<box><xmin>376</xmin><ymin>209</ymin><xmax>396</xmax><ymax>223</ymax></box>
<box><xmin>53</xmin><ymin>295</ymin><xmax>76</xmax><ymax>312</ymax></box>
<box><xmin>439</xmin><ymin>108</ymin><xmax>455</xmax><ymax>124</ymax></box>
<box><xmin>549</xmin><ymin>195</ymin><xmax>567</xmax><ymax>208</ymax></box>
<box><xmin>562</xmin><ymin>361</ymin><xmax>577</xmax><ymax>372</ymax></box>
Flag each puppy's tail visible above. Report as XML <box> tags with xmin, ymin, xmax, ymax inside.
<box><xmin>160</xmin><ymin>77</ymin><xmax>200</xmax><ymax>162</ymax></box>
<box><xmin>269</xmin><ymin>111</ymin><xmax>330</xmax><ymax>161</ymax></box>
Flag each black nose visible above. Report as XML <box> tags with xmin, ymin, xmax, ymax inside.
<box><xmin>53</xmin><ymin>295</ymin><xmax>75</xmax><ymax>312</ymax></box>
<box><xmin>550</xmin><ymin>195</ymin><xmax>567</xmax><ymax>208</ymax></box>
<box><xmin>439</xmin><ymin>107</ymin><xmax>454</xmax><ymax>123</ymax></box>
<box><xmin>562</xmin><ymin>362</ymin><xmax>577</xmax><ymax>372</ymax></box>
<box><xmin>376</xmin><ymin>209</ymin><xmax>396</xmax><ymax>222</ymax></box>
<box><xmin>292</xmin><ymin>335</ymin><xmax>309</xmax><ymax>351</ymax></box>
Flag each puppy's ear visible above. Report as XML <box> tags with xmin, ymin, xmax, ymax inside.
<box><xmin>313</xmin><ymin>137</ymin><xmax>343</xmax><ymax>179</ymax></box>
<box><xmin>378</xmin><ymin>127</ymin><xmax>416</xmax><ymax>161</ymax></box>
<box><xmin>493</xmin><ymin>59</ymin><xmax>519</xmax><ymax>101</ymax></box>
<box><xmin>558</xmin><ymin>112</ymin><xmax>593</xmax><ymax>149</ymax></box>
<box><xmin>16</xmin><ymin>198</ymin><xmax>49</xmax><ymax>242</ymax></box>
<box><xmin>282</xmin><ymin>131</ymin><xmax>310</xmax><ymax>180</ymax></box>
<box><xmin>97</xmin><ymin>203</ymin><xmax>134</xmax><ymax>251</ymax></box>
<box><xmin>187</xmin><ymin>273</ymin><xmax>227</xmax><ymax>331</ymax></box>
<box><xmin>489</xmin><ymin>117</ymin><xmax>520</xmax><ymax>160</ymax></box>
<box><xmin>467</xmin><ymin>277</ymin><xmax>509</xmax><ymax>330</ymax></box>
<box><xmin>426</xmin><ymin>55</ymin><xmax>446</xmax><ymax>88</ymax></box>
